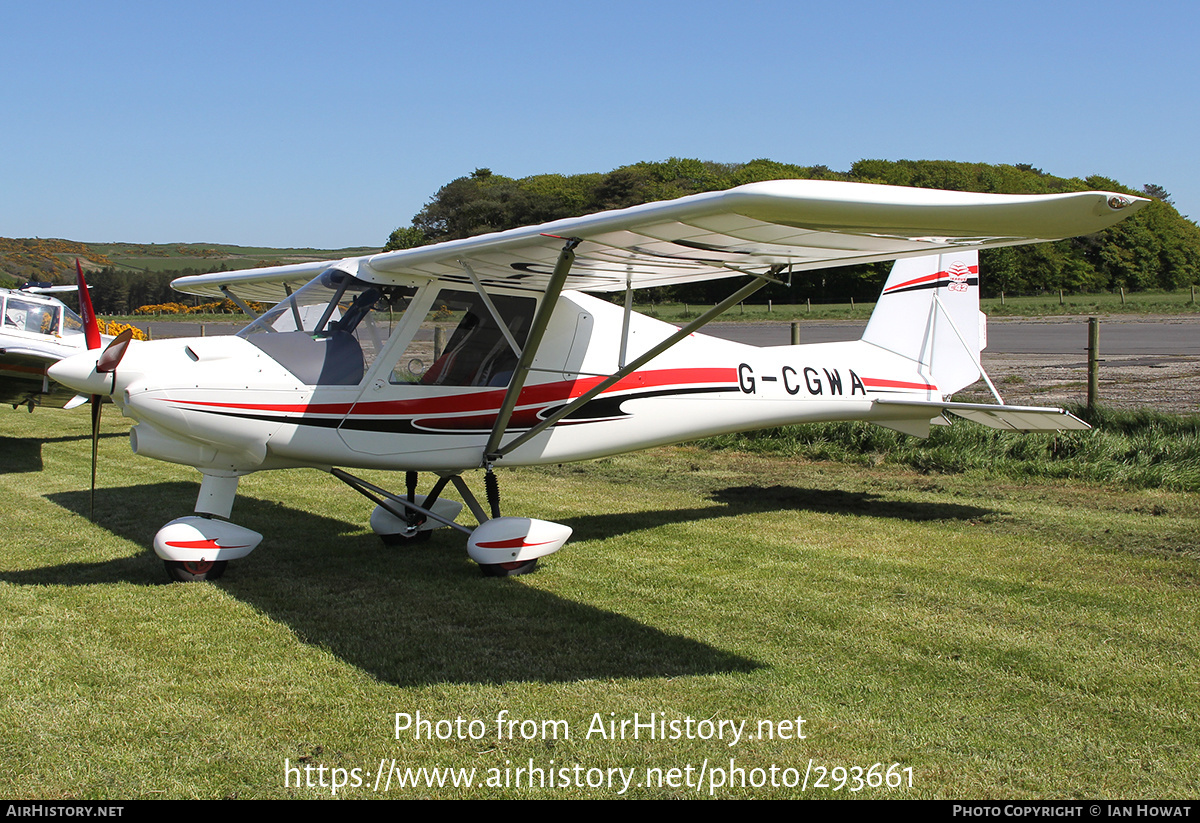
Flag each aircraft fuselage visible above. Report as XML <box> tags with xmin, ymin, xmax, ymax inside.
<box><xmin>85</xmin><ymin>287</ymin><xmax>940</xmax><ymax>476</ymax></box>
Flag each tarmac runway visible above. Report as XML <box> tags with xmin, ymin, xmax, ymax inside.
<box><xmin>705</xmin><ymin>316</ymin><xmax>1200</xmax><ymax>358</ymax></box>
<box><xmin>704</xmin><ymin>316</ymin><xmax>1200</xmax><ymax>411</ymax></box>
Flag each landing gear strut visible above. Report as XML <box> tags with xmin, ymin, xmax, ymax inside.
<box><xmin>332</xmin><ymin>468</ymin><xmax>468</xmax><ymax>546</ymax></box>
<box><xmin>331</xmin><ymin>467</ymin><xmax>571</xmax><ymax>576</ymax></box>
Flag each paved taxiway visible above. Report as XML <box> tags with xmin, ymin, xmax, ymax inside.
<box><xmin>706</xmin><ymin>316</ymin><xmax>1200</xmax><ymax>357</ymax></box>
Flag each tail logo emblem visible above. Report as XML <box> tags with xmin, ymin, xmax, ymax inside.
<box><xmin>946</xmin><ymin>261</ymin><xmax>971</xmax><ymax>293</ymax></box>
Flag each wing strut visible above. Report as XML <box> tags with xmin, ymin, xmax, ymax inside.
<box><xmin>619</xmin><ymin>265</ymin><xmax>633</xmax><ymax>368</ymax></box>
<box><xmin>283</xmin><ymin>282</ymin><xmax>304</xmax><ymax>330</ymax></box>
<box><xmin>483</xmin><ymin>236</ymin><xmax>582</xmax><ymax>462</ymax></box>
<box><xmin>219</xmin><ymin>286</ymin><xmax>261</xmax><ymax>319</ymax></box>
<box><xmin>489</xmin><ymin>268</ymin><xmax>779</xmax><ymax>460</ymax></box>
<box><xmin>458</xmin><ymin>260</ymin><xmax>523</xmax><ymax>357</ymax></box>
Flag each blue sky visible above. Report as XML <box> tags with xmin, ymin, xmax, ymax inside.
<box><xmin>3</xmin><ymin>0</ymin><xmax>1196</xmax><ymax>249</ymax></box>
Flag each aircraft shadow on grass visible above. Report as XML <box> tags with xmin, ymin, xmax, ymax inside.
<box><xmin>29</xmin><ymin>483</ymin><xmax>761</xmax><ymax>686</ymax></box>
<box><xmin>710</xmin><ymin>484</ymin><xmax>993</xmax><ymax>522</ymax></box>
<box><xmin>558</xmin><ymin>484</ymin><xmax>993</xmax><ymax>541</ymax></box>
<box><xmin>0</xmin><ymin>431</ymin><xmax>125</xmax><ymax>475</ymax></box>
<box><xmin>24</xmin><ymin>479</ymin><xmax>994</xmax><ymax>686</ymax></box>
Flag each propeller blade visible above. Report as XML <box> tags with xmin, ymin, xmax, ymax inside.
<box><xmin>96</xmin><ymin>328</ymin><xmax>133</xmax><ymax>374</ymax></box>
<box><xmin>82</xmin><ymin>323</ymin><xmax>133</xmax><ymax>519</ymax></box>
<box><xmin>90</xmin><ymin>393</ymin><xmax>101</xmax><ymax>519</ymax></box>
<box><xmin>75</xmin><ymin>259</ymin><xmax>102</xmax><ymax>351</ymax></box>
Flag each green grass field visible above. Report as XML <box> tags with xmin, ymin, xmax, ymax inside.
<box><xmin>1</xmin><ymin>409</ymin><xmax>1198</xmax><ymax>798</ymax></box>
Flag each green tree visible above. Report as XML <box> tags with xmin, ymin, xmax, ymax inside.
<box><xmin>384</xmin><ymin>159</ymin><xmax>1200</xmax><ymax>300</ymax></box>
<box><xmin>383</xmin><ymin>226</ymin><xmax>428</xmax><ymax>252</ymax></box>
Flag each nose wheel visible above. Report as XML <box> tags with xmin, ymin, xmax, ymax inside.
<box><xmin>153</xmin><ymin>509</ymin><xmax>261</xmax><ymax>583</ymax></box>
<box><xmin>164</xmin><ymin>559</ymin><xmax>228</xmax><ymax>582</ymax></box>
<box><xmin>479</xmin><ymin>559</ymin><xmax>539</xmax><ymax>577</ymax></box>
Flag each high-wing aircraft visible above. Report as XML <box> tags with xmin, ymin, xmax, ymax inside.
<box><xmin>47</xmin><ymin>180</ymin><xmax>1148</xmax><ymax>582</ymax></box>
<box><xmin>1</xmin><ymin>276</ymin><xmax>108</xmax><ymax>411</ymax></box>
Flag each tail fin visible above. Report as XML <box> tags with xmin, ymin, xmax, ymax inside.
<box><xmin>861</xmin><ymin>250</ymin><xmax>984</xmax><ymax>396</ymax></box>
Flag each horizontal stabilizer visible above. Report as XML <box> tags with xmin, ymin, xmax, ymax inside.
<box><xmin>874</xmin><ymin>399</ymin><xmax>1090</xmax><ymax>432</ymax></box>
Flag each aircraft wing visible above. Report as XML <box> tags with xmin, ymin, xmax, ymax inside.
<box><xmin>0</xmin><ymin>347</ymin><xmax>74</xmax><ymax>408</ymax></box>
<box><xmin>873</xmin><ymin>398</ymin><xmax>1091</xmax><ymax>432</ymax></box>
<box><xmin>171</xmin><ymin>260</ymin><xmax>336</xmax><ymax>304</ymax></box>
<box><xmin>172</xmin><ymin>180</ymin><xmax>1148</xmax><ymax>301</ymax></box>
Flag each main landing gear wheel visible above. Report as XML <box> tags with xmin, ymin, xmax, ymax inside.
<box><xmin>479</xmin><ymin>559</ymin><xmax>539</xmax><ymax>577</ymax></box>
<box><xmin>379</xmin><ymin>529</ymin><xmax>432</xmax><ymax>547</ymax></box>
<box><xmin>164</xmin><ymin>559</ymin><xmax>228</xmax><ymax>582</ymax></box>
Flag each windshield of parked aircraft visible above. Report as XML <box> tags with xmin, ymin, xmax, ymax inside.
<box><xmin>61</xmin><ymin>305</ymin><xmax>85</xmax><ymax>338</ymax></box>
<box><xmin>238</xmin><ymin>269</ymin><xmax>415</xmax><ymax>386</ymax></box>
<box><xmin>3</xmin><ymin>296</ymin><xmax>62</xmax><ymax>336</ymax></box>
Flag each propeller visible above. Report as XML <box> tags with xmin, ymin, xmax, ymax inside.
<box><xmin>76</xmin><ymin>259</ymin><xmax>101</xmax><ymax>350</ymax></box>
<box><xmin>75</xmin><ymin>260</ymin><xmax>133</xmax><ymax>518</ymax></box>
<box><xmin>76</xmin><ymin>260</ymin><xmax>103</xmax><ymax>517</ymax></box>
<box><xmin>97</xmin><ymin>329</ymin><xmax>133</xmax><ymax>373</ymax></box>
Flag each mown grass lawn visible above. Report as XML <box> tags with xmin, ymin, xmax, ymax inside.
<box><xmin>1</xmin><ymin>409</ymin><xmax>1197</xmax><ymax>798</ymax></box>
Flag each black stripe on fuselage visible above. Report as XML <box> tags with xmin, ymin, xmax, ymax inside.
<box><xmin>173</xmin><ymin>384</ymin><xmax>736</xmax><ymax>434</ymax></box>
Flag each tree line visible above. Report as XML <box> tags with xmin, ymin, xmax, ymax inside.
<box><xmin>66</xmin><ymin>266</ymin><xmax>229</xmax><ymax>316</ymax></box>
<box><xmin>385</xmin><ymin>159</ymin><xmax>1200</xmax><ymax>303</ymax></box>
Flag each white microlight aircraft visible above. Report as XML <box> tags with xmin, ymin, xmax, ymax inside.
<box><xmin>1</xmin><ymin>274</ymin><xmax>108</xmax><ymax>411</ymax></box>
<box><xmin>48</xmin><ymin>180</ymin><xmax>1147</xmax><ymax>582</ymax></box>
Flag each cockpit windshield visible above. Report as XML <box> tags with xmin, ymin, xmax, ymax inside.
<box><xmin>3</xmin><ymin>294</ymin><xmax>74</xmax><ymax>337</ymax></box>
<box><xmin>240</xmin><ymin>269</ymin><xmax>411</xmax><ymax>339</ymax></box>
<box><xmin>233</xmin><ymin>268</ymin><xmax>537</xmax><ymax>389</ymax></box>
<box><xmin>238</xmin><ymin>268</ymin><xmax>414</xmax><ymax>386</ymax></box>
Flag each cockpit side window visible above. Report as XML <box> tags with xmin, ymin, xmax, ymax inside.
<box><xmin>388</xmin><ymin>289</ymin><xmax>534</xmax><ymax>388</ymax></box>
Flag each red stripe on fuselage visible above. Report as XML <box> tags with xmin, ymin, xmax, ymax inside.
<box><xmin>167</xmin><ymin>368</ymin><xmax>737</xmax><ymax>417</ymax></box>
<box><xmin>862</xmin><ymin>377</ymin><xmax>938</xmax><ymax>391</ymax></box>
